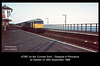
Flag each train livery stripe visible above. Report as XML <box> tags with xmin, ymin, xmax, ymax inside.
<box><xmin>34</xmin><ymin>24</ymin><xmax>44</xmax><ymax>28</ymax></box>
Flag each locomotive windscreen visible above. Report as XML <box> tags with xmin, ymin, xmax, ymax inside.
<box><xmin>34</xmin><ymin>21</ymin><xmax>43</xmax><ymax>24</ymax></box>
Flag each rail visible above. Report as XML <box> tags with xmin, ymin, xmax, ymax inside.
<box><xmin>44</xmin><ymin>23</ymin><xmax>99</xmax><ymax>33</ymax></box>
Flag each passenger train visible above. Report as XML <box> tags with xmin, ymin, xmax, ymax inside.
<box><xmin>17</xmin><ymin>18</ymin><xmax>45</xmax><ymax>33</ymax></box>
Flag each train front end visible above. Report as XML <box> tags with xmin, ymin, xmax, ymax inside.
<box><xmin>33</xmin><ymin>19</ymin><xmax>45</xmax><ymax>33</ymax></box>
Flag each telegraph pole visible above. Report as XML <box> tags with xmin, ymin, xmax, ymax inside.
<box><xmin>63</xmin><ymin>14</ymin><xmax>67</xmax><ymax>30</ymax></box>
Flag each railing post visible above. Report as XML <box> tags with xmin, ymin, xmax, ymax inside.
<box><xmin>77</xmin><ymin>24</ymin><xmax>79</xmax><ymax>31</ymax></box>
<box><xmin>49</xmin><ymin>25</ymin><xmax>50</xmax><ymax>29</ymax></box>
<box><xmin>81</xmin><ymin>24</ymin><xmax>82</xmax><ymax>31</ymax></box>
<box><xmin>90</xmin><ymin>24</ymin><xmax>92</xmax><ymax>32</ymax></box>
<box><xmin>58</xmin><ymin>24</ymin><xmax>59</xmax><ymax>30</ymax></box>
<box><xmin>70</xmin><ymin>24</ymin><xmax>72</xmax><ymax>31</ymax></box>
<box><xmin>53</xmin><ymin>25</ymin><xmax>54</xmax><ymax>29</ymax></box>
<box><xmin>74</xmin><ymin>24</ymin><xmax>75</xmax><ymax>31</ymax></box>
<box><xmin>59</xmin><ymin>24</ymin><xmax>60</xmax><ymax>30</ymax></box>
<box><xmin>58</xmin><ymin>25</ymin><xmax>59</xmax><ymax>30</ymax></box>
<box><xmin>63</xmin><ymin>24</ymin><xmax>64</xmax><ymax>30</ymax></box>
<box><xmin>85</xmin><ymin>24</ymin><xmax>87</xmax><ymax>32</ymax></box>
<box><xmin>96</xmin><ymin>24</ymin><xmax>97</xmax><ymax>32</ymax></box>
<box><xmin>68</xmin><ymin>24</ymin><xmax>69</xmax><ymax>31</ymax></box>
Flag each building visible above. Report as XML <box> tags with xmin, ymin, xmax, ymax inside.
<box><xmin>2</xmin><ymin>5</ymin><xmax>13</xmax><ymax>31</ymax></box>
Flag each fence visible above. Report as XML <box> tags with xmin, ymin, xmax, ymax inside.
<box><xmin>44</xmin><ymin>23</ymin><xmax>99</xmax><ymax>33</ymax></box>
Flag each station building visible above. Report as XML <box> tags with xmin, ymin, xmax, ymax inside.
<box><xmin>2</xmin><ymin>5</ymin><xmax>13</xmax><ymax>31</ymax></box>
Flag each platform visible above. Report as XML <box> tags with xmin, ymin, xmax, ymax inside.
<box><xmin>2</xmin><ymin>27</ymin><xmax>97</xmax><ymax>52</ymax></box>
<box><xmin>48</xmin><ymin>29</ymin><xmax>98</xmax><ymax>36</ymax></box>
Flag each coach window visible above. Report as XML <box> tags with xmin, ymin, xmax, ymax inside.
<box><xmin>30</xmin><ymin>23</ymin><xmax>32</xmax><ymax>28</ymax></box>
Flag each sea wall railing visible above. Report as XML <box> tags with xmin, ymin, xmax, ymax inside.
<box><xmin>44</xmin><ymin>23</ymin><xmax>99</xmax><ymax>33</ymax></box>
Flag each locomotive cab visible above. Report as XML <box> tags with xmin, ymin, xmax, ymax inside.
<box><xmin>33</xmin><ymin>21</ymin><xmax>44</xmax><ymax>28</ymax></box>
<box><xmin>19</xmin><ymin>18</ymin><xmax>45</xmax><ymax>33</ymax></box>
<box><xmin>33</xmin><ymin>19</ymin><xmax>45</xmax><ymax>33</ymax></box>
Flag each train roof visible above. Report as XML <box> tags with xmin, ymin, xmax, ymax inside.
<box><xmin>33</xmin><ymin>18</ymin><xmax>43</xmax><ymax>21</ymax></box>
<box><xmin>28</xmin><ymin>18</ymin><xmax>43</xmax><ymax>23</ymax></box>
<box><xmin>16</xmin><ymin>18</ymin><xmax>43</xmax><ymax>24</ymax></box>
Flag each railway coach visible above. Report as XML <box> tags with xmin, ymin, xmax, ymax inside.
<box><xmin>20</xmin><ymin>18</ymin><xmax>45</xmax><ymax>33</ymax></box>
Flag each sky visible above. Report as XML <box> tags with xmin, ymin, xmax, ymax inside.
<box><xmin>2</xmin><ymin>2</ymin><xmax>98</xmax><ymax>24</ymax></box>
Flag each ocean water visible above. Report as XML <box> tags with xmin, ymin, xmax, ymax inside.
<box><xmin>44</xmin><ymin>25</ymin><xmax>99</xmax><ymax>32</ymax></box>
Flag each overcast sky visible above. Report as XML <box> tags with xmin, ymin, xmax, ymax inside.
<box><xmin>2</xmin><ymin>2</ymin><xmax>98</xmax><ymax>24</ymax></box>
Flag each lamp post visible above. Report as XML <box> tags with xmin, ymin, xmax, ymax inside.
<box><xmin>46</xmin><ymin>18</ymin><xmax>49</xmax><ymax>25</ymax></box>
<box><xmin>63</xmin><ymin>14</ymin><xmax>67</xmax><ymax>30</ymax></box>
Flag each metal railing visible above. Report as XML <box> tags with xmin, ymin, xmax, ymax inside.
<box><xmin>44</xmin><ymin>23</ymin><xmax>99</xmax><ymax>33</ymax></box>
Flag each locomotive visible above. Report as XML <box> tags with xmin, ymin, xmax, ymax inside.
<box><xmin>17</xmin><ymin>18</ymin><xmax>45</xmax><ymax>33</ymax></box>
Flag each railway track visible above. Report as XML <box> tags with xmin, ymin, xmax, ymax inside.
<box><xmin>16</xmin><ymin>27</ymin><xmax>98</xmax><ymax>51</ymax></box>
<box><xmin>39</xmin><ymin>31</ymin><xmax>98</xmax><ymax>51</ymax></box>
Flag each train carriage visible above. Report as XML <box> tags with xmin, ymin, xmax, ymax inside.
<box><xmin>21</xmin><ymin>18</ymin><xmax>45</xmax><ymax>33</ymax></box>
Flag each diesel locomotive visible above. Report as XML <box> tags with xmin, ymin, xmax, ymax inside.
<box><xmin>17</xmin><ymin>18</ymin><xmax>45</xmax><ymax>33</ymax></box>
